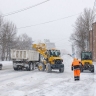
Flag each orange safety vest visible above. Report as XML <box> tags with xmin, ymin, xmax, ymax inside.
<box><xmin>72</xmin><ymin>58</ymin><xmax>81</xmax><ymax>70</ymax></box>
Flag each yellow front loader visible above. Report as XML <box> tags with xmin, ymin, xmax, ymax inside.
<box><xmin>80</xmin><ymin>51</ymin><xmax>94</xmax><ymax>73</ymax></box>
<box><xmin>32</xmin><ymin>43</ymin><xmax>64</xmax><ymax>73</ymax></box>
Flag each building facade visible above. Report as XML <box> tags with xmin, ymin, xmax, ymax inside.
<box><xmin>89</xmin><ymin>22</ymin><xmax>96</xmax><ymax>61</ymax></box>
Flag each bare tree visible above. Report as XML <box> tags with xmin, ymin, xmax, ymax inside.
<box><xmin>0</xmin><ymin>13</ymin><xmax>33</xmax><ymax>60</ymax></box>
<box><xmin>15</xmin><ymin>33</ymin><xmax>33</xmax><ymax>50</ymax></box>
<box><xmin>3</xmin><ymin>21</ymin><xmax>17</xmax><ymax>60</ymax></box>
<box><xmin>70</xmin><ymin>8</ymin><xmax>95</xmax><ymax>57</ymax></box>
<box><xmin>0</xmin><ymin>19</ymin><xmax>17</xmax><ymax>60</ymax></box>
<box><xmin>0</xmin><ymin>15</ymin><xmax>5</xmax><ymax>60</ymax></box>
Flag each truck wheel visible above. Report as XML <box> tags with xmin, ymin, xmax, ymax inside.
<box><xmin>0</xmin><ymin>67</ymin><xmax>2</xmax><ymax>70</ymax></box>
<box><xmin>59</xmin><ymin>67</ymin><xmax>64</xmax><ymax>73</ymax></box>
<box><xmin>13</xmin><ymin>62</ymin><xmax>18</xmax><ymax>71</ymax></box>
<box><xmin>17</xmin><ymin>65</ymin><xmax>22</xmax><ymax>70</ymax></box>
<box><xmin>13</xmin><ymin>65</ymin><xmax>18</xmax><ymax>71</ymax></box>
<box><xmin>38</xmin><ymin>63</ymin><xmax>45</xmax><ymax>71</ymax></box>
<box><xmin>46</xmin><ymin>63</ymin><xmax>51</xmax><ymax>73</ymax></box>
<box><xmin>26</xmin><ymin>67</ymin><xmax>29</xmax><ymax>71</ymax></box>
<box><xmin>14</xmin><ymin>68</ymin><xmax>18</xmax><ymax>71</ymax></box>
<box><xmin>29</xmin><ymin>63</ymin><xmax>34</xmax><ymax>71</ymax></box>
<box><xmin>14</xmin><ymin>66</ymin><xmax>18</xmax><ymax>70</ymax></box>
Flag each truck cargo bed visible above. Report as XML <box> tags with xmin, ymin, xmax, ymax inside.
<box><xmin>11</xmin><ymin>49</ymin><xmax>39</xmax><ymax>61</ymax></box>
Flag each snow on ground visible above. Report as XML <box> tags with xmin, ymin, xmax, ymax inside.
<box><xmin>0</xmin><ymin>55</ymin><xmax>96</xmax><ymax>96</ymax></box>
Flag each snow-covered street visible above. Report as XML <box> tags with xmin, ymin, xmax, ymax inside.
<box><xmin>0</xmin><ymin>56</ymin><xmax>96</xmax><ymax>96</ymax></box>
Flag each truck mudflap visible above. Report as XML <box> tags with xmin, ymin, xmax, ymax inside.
<box><xmin>51</xmin><ymin>64</ymin><xmax>64</xmax><ymax>69</ymax></box>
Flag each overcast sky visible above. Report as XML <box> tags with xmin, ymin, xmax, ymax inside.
<box><xmin>0</xmin><ymin>0</ymin><xmax>95</xmax><ymax>54</ymax></box>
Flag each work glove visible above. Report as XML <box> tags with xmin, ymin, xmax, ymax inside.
<box><xmin>71</xmin><ymin>66</ymin><xmax>73</xmax><ymax>71</ymax></box>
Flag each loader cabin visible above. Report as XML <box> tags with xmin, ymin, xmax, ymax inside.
<box><xmin>81</xmin><ymin>51</ymin><xmax>92</xmax><ymax>60</ymax></box>
<box><xmin>47</xmin><ymin>49</ymin><xmax>61</xmax><ymax>57</ymax></box>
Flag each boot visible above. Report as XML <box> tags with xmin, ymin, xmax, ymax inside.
<box><xmin>74</xmin><ymin>76</ymin><xmax>78</xmax><ymax>81</ymax></box>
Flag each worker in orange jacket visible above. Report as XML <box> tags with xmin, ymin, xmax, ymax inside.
<box><xmin>71</xmin><ymin>58</ymin><xmax>81</xmax><ymax>81</ymax></box>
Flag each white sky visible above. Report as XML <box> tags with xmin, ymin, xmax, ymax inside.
<box><xmin>0</xmin><ymin>0</ymin><xmax>95</xmax><ymax>54</ymax></box>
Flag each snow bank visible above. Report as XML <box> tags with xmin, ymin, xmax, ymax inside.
<box><xmin>0</xmin><ymin>61</ymin><xmax>12</xmax><ymax>66</ymax></box>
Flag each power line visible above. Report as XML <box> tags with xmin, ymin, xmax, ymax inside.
<box><xmin>17</xmin><ymin>13</ymin><xmax>81</xmax><ymax>29</ymax></box>
<box><xmin>2</xmin><ymin>0</ymin><xmax>50</xmax><ymax>17</ymax></box>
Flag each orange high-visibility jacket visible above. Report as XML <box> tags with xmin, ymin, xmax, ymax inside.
<box><xmin>72</xmin><ymin>58</ymin><xmax>81</xmax><ymax>70</ymax></box>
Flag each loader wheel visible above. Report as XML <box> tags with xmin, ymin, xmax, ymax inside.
<box><xmin>38</xmin><ymin>63</ymin><xmax>45</xmax><ymax>71</ymax></box>
<box><xmin>91</xmin><ymin>69</ymin><xmax>94</xmax><ymax>73</ymax></box>
<box><xmin>80</xmin><ymin>66</ymin><xmax>83</xmax><ymax>72</ymax></box>
<box><xmin>46</xmin><ymin>63</ymin><xmax>51</xmax><ymax>73</ymax></box>
<box><xmin>91</xmin><ymin>65</ymin><xmax>94</xmax><ymax>73</ymax></box>
<box><xmin>59</xmin><ymin>67</ymin><xmax>64</xmax><ymax>73</ymax></box>
<box><xmin>29</xmin><ymin>63</ymin><xmax>34</xmax><ymax>71</ymax></box>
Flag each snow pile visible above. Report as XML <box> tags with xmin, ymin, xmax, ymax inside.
<box><xmin>62</xmin><ymin>55</ymin><xmax>73</xmax><ymax>72</ymax></box>
<box><xmin>0</xmin><ymin>61</ymin><xmax>12</xmax><ymax>66</ymax></box>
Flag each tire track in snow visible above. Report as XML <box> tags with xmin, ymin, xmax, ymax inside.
<box><xmin>19</xmin><ymin>73</ymin><xmax>65</xmax><ymax>91</ymax></box>
<box><xmin>0</xmin><ymin>70</ymin><xmax>39</xmax><ymax>83</ymax></box>
<box><xmin>28</xmin><ymin>78</ymin><xmax>72</xmax><ymax>96</ymax></box>
<box><xmin>15</xmin><ymin>70</ymin><xmax>72</xmax><ymax>91</ymax></box>
<box><xmin>1</xmin><ymin>72</ymin><xmax>62</xmax><ymax>94</ymax></box>
<box><xmin>27</xmin><ymin>72</ymin><xmax>95</xmax><ymax>96</ymax></box>
<box><xmin>0</xmin><ymin>70</ymin><xmax>70</xmax><ymax>96</ymax></box>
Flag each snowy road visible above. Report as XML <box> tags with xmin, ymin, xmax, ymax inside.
<box><xmin>0</xmin><ymin>56</ymin><xmax>96</xmax><ymax>96</ymax></box>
